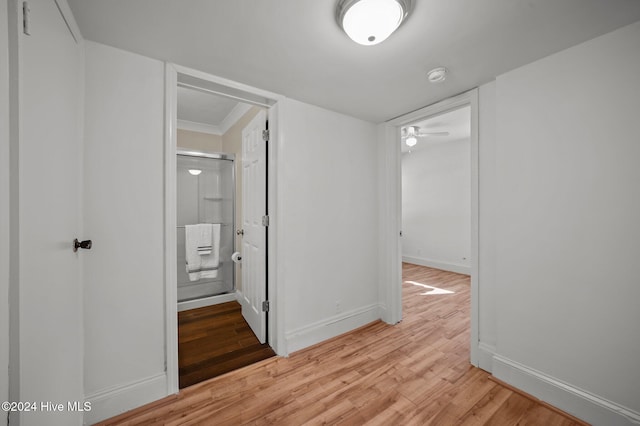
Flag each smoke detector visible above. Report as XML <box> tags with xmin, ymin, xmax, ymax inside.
<box><xmin>427</xmin><ymin>67</ymin><xmax>448</xmax><ymax>83</ymax></box>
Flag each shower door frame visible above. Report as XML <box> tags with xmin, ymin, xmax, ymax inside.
<box><xmin>164</xmin><ymin>63</ymin><xmax>285</xmax><ymax>395</ymax></box>
<box><xmin>176</xmin><ymin>150</ymin><xmax>236</xmax><ymax>311</ymax></box>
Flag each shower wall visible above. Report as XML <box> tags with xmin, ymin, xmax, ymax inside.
<box><xmin>177</xmin><ymin>154</ymin><xmax>235</xmax><ymax>302</ymax></box>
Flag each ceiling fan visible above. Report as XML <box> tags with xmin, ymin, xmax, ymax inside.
<box><xmin>402</xmin><ymin>126</ymin><xmax>449</xmax><ymax>147</ymax></box>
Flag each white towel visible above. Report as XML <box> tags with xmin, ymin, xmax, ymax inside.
<box><xmin>185</xmin><ymin>224</ymin><xmax>221</xmax><ymax>281</ymax></box>
<box><xmin>195</xmin><ymin>224</ymin><xmax>213</xmax><ymax>255</ymax></box>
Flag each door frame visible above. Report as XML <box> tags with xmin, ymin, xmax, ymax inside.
<box><xmin>381</xmin><ymin>89</ymin><xmax>480</xmax><ymax>366</ymax></box>
<box><xmin>164</xmin><ymin>63</ymin><xmax>285</xmax><ymax>394</ymax></box>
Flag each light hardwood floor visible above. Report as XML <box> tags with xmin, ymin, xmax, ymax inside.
<box><xmin>98</xmin><ymin>264</ymin><xmax>586</xmax><ymax>425</ymax></box>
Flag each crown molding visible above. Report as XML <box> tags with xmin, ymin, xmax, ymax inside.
<box><xmin>219</xmin><ymin>103</ymin><xmax>252</xmax><ymax>135</ymax></box>
<box><xmin>176</xmin><ymin>119</ymin><xmax>222</xmax><ymax>136</ymax></box>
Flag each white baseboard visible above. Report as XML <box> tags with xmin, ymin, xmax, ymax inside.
<box><xmin>493</xmin><ymin>355</ymin><xmax>640</xmax><ymax>426</ymax></box>
<box><xmin>477</xmin><ymin>342</ymin><xmax>495</xmax><ymax>373</ymax></box>
<box><xmin>84</xmin><ymin>373</ymin><xmax>167</xmax><ymax>425</ymax></box>
<box><xmin>402</xmin><ymin>255</ymin><xmax>470</xmax><ymax>275</ymax></box>
<box><xmin>177</xmin><ymin>292</ymin><xmax>236</xmax><ymax>312</ymax></box>
<box><xmin>285</xmin><ymin>304</ymin><xmax>380</xmax><ymax>354</ymax></box>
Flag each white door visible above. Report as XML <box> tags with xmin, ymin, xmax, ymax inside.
<box><xmin>17</xmin><ymin>1</ymin><xmax>84</xmax><ymax>424</ymax></box>
<box><xmin>241</xmin><ymin>110</ymin><xmax>267</xmax><ymax>343</ymax></box>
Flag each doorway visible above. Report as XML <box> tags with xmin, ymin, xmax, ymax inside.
<box><xmin>164</xmin><ymin>65</ymin><xmax>282</xmax><ymax>392</ymax></box>
<box><xmin>382</xmin><ymin>89</ymin><xmax>480</xmax><ymax>366</ymax></box>
<box><xmin>400</xmin><ymin>106</ymin><xmax>471</xmax><ymax>274</ymax></box>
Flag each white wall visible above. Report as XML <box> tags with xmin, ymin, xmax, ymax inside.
<box><xmin>280</xmin><ymin>99</ymin><xmax>380</xmax><ymax>352</ymax></box>
<box><xmin>0</xmin><ymin>0</ymin><xmax>10</xmax><ymax>410</ymax></box>
<box><xmin>72</xmin><ymin>17</ymin><xmax>640</xmax><ymax>426</ymax></box>
<box><xmin>401</xmin><ymin>138</ymin><xmax>470</xmax><ymax>274</ymax></box>
<box><xmin>78</xmin><ymin>40</ymin><xmax>381</xmax><ymax>418</ymax></box>
<box><xmin>83</xmin><ymin>41</ymin><xmax>166</xmax><ymax>422</ymax></box>
<box><xmin>490</xmin><ymin>21</ymin><xmax>640</xmax><ymax>424</ymax></box>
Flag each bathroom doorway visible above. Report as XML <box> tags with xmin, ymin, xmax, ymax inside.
<box><xmin>165</xmin><ymin>67</ymin><xmax>279</xmax><ymax>389</ymax></box>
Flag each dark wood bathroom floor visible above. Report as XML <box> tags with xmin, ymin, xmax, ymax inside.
<box><xmin>178</xmin><ymin>301</ymin><xmax>276</xmax><ymax>388</ymax></box>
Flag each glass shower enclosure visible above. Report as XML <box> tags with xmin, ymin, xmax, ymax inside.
<box><xmin>176</xmin><ymin>151</ymin><xmax>235</xmax><ymax>309</ymax></box>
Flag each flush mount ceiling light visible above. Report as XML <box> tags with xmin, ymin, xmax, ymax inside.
<box><xmin>427</xmin><ymin>67</ymin><xmax>448</xmax><ymax>83</ymax></box>
<box><xmin>188</xmin><ymin>169</ymin><xmax>202</xmax><ymax>176</ymax></box>
<box><xmin>405</xmin><ymin>136</ymin><xmax>417</xmax><ymax>147</ymax></box>
<box><xmin>336</xmin><ymin>0</ymin><xmax>413</xmax><ymax>46</ymax></box>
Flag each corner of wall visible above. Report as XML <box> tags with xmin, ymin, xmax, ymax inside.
<box><xmin>492</xmin><ymin>355</ymin><xmax>640</xmax><ymax>426</ymax></box>
<box><xmin>376</xmin><ymin>123</ymin><xmax>402</xmax><ymax>325</ymax></box>
<box><xmin>477</xmin><ymin>342</ymin><xmax>495</xmax><ymax>373</ymax></box>
<box><xmin>477</xmin><ymin>79</ymin><xmax>498</xmax><ymax>362</ymax></box>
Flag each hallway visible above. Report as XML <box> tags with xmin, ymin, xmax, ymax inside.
<box><xmin>99</xmin><ymin>265</ymin><xmax>583</xmax><ymax>425</ymax></box>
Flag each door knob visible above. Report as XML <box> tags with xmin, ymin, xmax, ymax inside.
<box><xmin>236</xmin><ymin>229</ymin><xmax>244</xmax><ymax>236</ymax></box>
<box><xmin>73</xmin><ymin>239</ymin><xmax>92</xmax><ymax>252</ymax></box>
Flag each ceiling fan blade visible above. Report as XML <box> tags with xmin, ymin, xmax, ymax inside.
<box><xmin>417</xmin><ymin>131</ymin><xmax>450</xmax><ymax>137</ymax></box>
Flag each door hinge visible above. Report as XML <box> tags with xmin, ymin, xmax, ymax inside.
<box><xmin>262</xmin><ymin>300</ymin><xmax>270</xmax><ymax>312</ymax></box>
<box><xmin>23</xmin><ymin>1</ymin><xmax>31</xmax><ymax>35</ymax></box>
<box><xmin>262</xmin><ymin>129</ymin><xmax>269</xmax><ymax>142</ymax></box>
<box><xmin>262</xmin><ymin>215</ymin><xmax>269</xmax><ymax>227</ymax></box>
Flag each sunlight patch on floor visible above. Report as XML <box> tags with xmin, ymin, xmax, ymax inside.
<box><xmin>404</xmin><ymin>280</ymin><xmax>455</xmax><ymax>296</ymax></box>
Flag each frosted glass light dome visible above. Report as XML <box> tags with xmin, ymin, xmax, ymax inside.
<box><xmin>337</xmin><ymin>0</ymin><xmax>412</xmax><ymax>46</ymax></box>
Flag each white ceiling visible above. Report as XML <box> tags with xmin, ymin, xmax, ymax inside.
<box><xmin>177</xmin><ymin>87</ymin><xmax>239</xmax><ymax>127</ymax></box>
<box><xmin>401</xmin><ymin>106</ymin><xmax>470</xmax><ymax>153</ymax></box>
<box><xmin>67</xmin><ymin>0</ymin><xmax>640</xmax><ymax>123</ymax></box>
<box><xmin>177</xmin><ymin>86</ymin><xmax>253</xmax><ymax>135</ymax></box>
